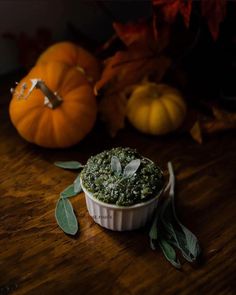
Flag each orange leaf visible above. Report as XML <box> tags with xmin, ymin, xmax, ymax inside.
<box><xmin>190</xmin><ymin>121</ymin><xmax>203</xmax><ymax>144</ymax></box>
<box><xmin>98</xmin><ymin>90</ymin><xmax>128</xmax><ymax>137</ymax></box>
<box><xmin>212</xmin><ymin>107</ymin><xmax>236</xmax><ymax>123</ymax></box>
<box><xmin>95</xmin><ymin>49</ymin><xmax>171</xmax><ymax>94</ymax></box>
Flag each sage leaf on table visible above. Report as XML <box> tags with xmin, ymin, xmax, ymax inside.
<box><xmin>123</xmin><ymin>159</ymin><xmax>141</xmax><ymax>177</ymax></box>
<box><xmin>149</xmin><ymin>161</ymin><xmax>201</xmax><ymax>269</ymax></box>
<box><xmin>159</xmin><ymin>239</ymin><xmax>181</xmax><ymax>269</ymax></box>
<box><xmin>74</xmin><ymin>174</ymin><xmax>82</xmax><ymax>194</ymax></box>
<box><xmin>166</xmin><ymin>162</ymin><xmax>201</xmax><ymax>262</ymax></box>
<box><xmin>54</xmin><ymin>161</ymin><xmax>84</xmax><ymax>170</ymax></box>
<box><xmin>60</xmin><ymin>184</ymin><xmax>77</xmax><ymax>199</ymax></box>
<box><xmin>149</xmin><ymin>214</ymin><xmax>158</xmax><ymax>250</ymax></box>
<box><xmin>111</xmin><ymin>156</ymin><xmax>122</xmax><ymax>175</ymax></box>
<box><xmin>55</xmin><ymin>198</ymin><xmax>78</xmax><ymax>235</ymax></box>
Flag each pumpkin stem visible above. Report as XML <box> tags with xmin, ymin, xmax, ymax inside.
<box><xmin>33</xmin><ymin>79</ymin><xmax>62</xmax><ymax>109</ymax></box>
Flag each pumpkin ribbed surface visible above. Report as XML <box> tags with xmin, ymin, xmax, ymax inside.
<box><xmin>126</xmin><ymin>83</ymin><xmax>186</xmax><ymax>135</ymax></box>
<box><xmin>37</xmin><ymin>42</ymin><xmax>101</xmax><ymax>83</ymax></box>
<box><xmin>9</xmin><ymin>62</ymin><xmax>97</xmax><ymax>148</ymax></box>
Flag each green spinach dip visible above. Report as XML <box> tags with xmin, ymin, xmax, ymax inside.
<box><xmin>81</xmin><ymin>147</ymin><xmax>163</xmax><ymax>206</ymax></box>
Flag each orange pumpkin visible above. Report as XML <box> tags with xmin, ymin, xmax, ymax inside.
<box><xmin>9</xmin><ymin>61</ymin><xmax>97</xmax><ymax>148</ymax></box>
<box><xmin>37</xmin><ymin>42</ymin><xmax>101</xmax><ymax>83</ymax></box>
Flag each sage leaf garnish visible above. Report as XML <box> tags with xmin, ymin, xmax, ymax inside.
<box><xmin>123</xmin><ymin>159</ymin><xmax>141</xmax><ymax>178</ymax></box>
<box><xmin>111</xmin><ymin>156</ymin><xmax>122</xmax><ymax>175</ymax></box>
<box><xmin>74</xmin><ymin>174</ymin><xmax>82</xmax><ymax>194</ymax></box>
<box><xmin>60</xmin><ymin>184</ymin><xmax>77</xmax><ymax>199</ymax></box>
<box><xmin>149</xmin><ymin>214</ymin><xmax>159</xmax><ymax>250</ymax></box>
<box><xmin>159</xmin><ymin>239</ymin><xmax>181</xmax><ymax>269</ymax></box>
<box><xmin>55</xmin><ymin>198</ymin><xmax>78</xmax><ymax>235</ymax></box>
<box><xmin>54</xmin><ymin>161</ymin><xmax>84</xmax><ymax>170</ymax></box>
<box><xmin>149</xmin><ymin>161</ymin><xmax>201</xmax><ymax>269</ymax></box>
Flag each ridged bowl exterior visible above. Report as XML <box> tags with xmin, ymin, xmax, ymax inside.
<box><xmin>81</xmin><ymin>179</ymin><xmax>162</xmax><ymax>231</ymax></box>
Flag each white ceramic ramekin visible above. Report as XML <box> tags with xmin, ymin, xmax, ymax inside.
<box><xmin>80</xmin><ymin>179</ymin><xmax>162</xmax><ymax>231</ymax></box>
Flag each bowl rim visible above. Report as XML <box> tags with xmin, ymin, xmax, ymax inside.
<box><xmin>80</xmin><ymin>178</ymin><xmax>163</xmax><ymax>210</ymax></box>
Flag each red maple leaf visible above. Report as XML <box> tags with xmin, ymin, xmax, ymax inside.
<box><xmin>201</xmin><ymin>0</ymin><xmax>227</xmax><ymax>40</ymax></box>
<box><xmin>152</xmin><ymin>0</ymin><xmax>192</xmax><ymax>27</ymax></box>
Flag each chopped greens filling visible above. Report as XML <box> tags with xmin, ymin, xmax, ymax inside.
<box><xmin>81</xmin><ymin>147</ymin><xmax>163</xmax><ymax>206</ymax></box>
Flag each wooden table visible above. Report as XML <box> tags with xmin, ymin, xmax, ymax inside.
<box><xmin>0</xmin><ymin>73</ymin><xmax>235</xmax><ymax>295</ymax></box>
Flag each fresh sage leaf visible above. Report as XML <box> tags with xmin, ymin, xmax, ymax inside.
<box><xmin>163</xmin><ymin>162</ymin><xmax>201</xmax><ymax>262</ymax></box>
<box><xmin>149</xmin><ymin>214</ymin><xmax>159</xmax><ymax>241</ymax></box>
<box><xmin>168</xmin><ymin>162</ymin><xmax>200</xmax><ymax>261</ymax></box>
<box><xmin>60</xmin><ymin>184</ymin><xmax>77</xmax><ymax>199</ymax></box>
<box><xmin>182</xmin><ymin>226</ymin><xmax>201</xmax><ymax>260</ymax></box>
<box><xmin>172</xmin><ymin>227</ymin><xmax>200</xmax><ymax>263</ymax></box>
<box><xmin>74</xmin><ymin>174</ymin><xmax>82</xmax><ymax>194</ymax></box>
<box><xmin>54</xmin><ymin>161</ymin><xmax>84</xmax><ymax>170</ymax></box>
<box><xmin>159</xmin><ymin>239</ymin><xmax>181</xmax><ymax>269</ymax></box>
<box><xmin>123</xmin><ymin>159</ymin><xmax>141</xmax><ymax>178</ymax></box>
<box><xmin>150</xmin><ymin>161</ymin><xmax>201</xmax><ymax>268</ymax></box>
<box><xmin>111</xmin><ymin>156</ymin><xmax>122</xmax><ymax>175</ymax></box>
<box><xmin>149</xmin><ymin>214</ymin><xmax>159</xmax><ymax>250</ymax></box>
<box><xmin>55</xmin><ymin>198</ymin><xmax>78</xmax><ymax>235</ymax></box>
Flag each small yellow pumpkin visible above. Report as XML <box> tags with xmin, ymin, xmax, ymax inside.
<box><xmin>37</xmin><ymin>42</ymin><xmax>101</xmax><ymax>83</ymax></box>
<box><xmin>9</xmin><ymin>61</ymin><xmax>97</xmax><ymax>148</ymax></box>
<box><xmin>126</xmin><ymin>83</ymin><xmax>186</xmax><ymax>135</ymax></box>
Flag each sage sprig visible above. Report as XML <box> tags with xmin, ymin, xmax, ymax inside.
<box><xmin>54</xmin><ymin>161</ymin><xmax>84</xmax><ymax>170</ymax></box>
<box><xmin>110</xmin><ymin>157</ymin><xmax>141</xmax><ymax>178</ymax></box>
<box><xmin>54</xmin><ymin>161</ymin><xmax>84</xmax><ymax>235</ymax></box>
<box><xmin>149</xmin><ymin>161</ymin><xmax>201</xmax><ymax>268</ymax></box>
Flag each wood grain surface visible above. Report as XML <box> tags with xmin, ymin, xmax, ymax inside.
<box><xmin>0</xmin><ymin>73</ymin><xmax>235</xmax><ymax>295</ymax></box>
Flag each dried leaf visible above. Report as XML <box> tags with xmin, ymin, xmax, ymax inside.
<box><xmin>98</xmin><ymin>91</ymin><xmax>128</xmax><ymax>137</ymax></box>
<box><xmin>212</xmin><ymin>107</ymin><xmax>236</xmax><ymax>123</ymax></box>
<box><xmin>190</xmin><ymin>121</ymin><xmax>203</xmax><ymax>144</ymax></box>
<box><xmin>201</xmin><ymin>0</ymin><xmax>227</xmax><ymax>40</ymax></box>
<box><xmin>201</xmin><ymin>107</ymin><xmax>235</xmax><ymax>136</ymax></box>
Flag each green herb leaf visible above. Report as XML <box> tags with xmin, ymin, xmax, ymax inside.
<box><xmin>149</xmin><ymin>213</ymin><xmax>159</xmax><ymax>250</ymax></box>
<box><xmin>159</xmin><ymin>239</ymin><xmax>181</xmax><ymax>269</ymax></box>
<box><xmin>111</xmin><ymin>156</ymin><xmax>122</xmax><ymax>175</ymax></box>
<box><xmin>60</xmin><ymin>184</ymin><xmax>77</xmax><ymax>199</ymax></box>
<box><xmin>171</xmin><ymin>227</ymin><xmax>200</xmax><ymax>263</ymax></box>
<box><xmin>161</xmin><ymin>162</ymin><xmax>201</xmax><ymax>263</ymax></box>
<box><xmin>55</xmin><ymin>198</ymin><xmax>78</xmax><ymax>235</ymax></box>
<box><xmin>74</xmin><ymin>174</ymin><xmax>82</xmax><ymax>194</ymax></box>
<box><xmin>123</xmin><ymin>159</ymin><xmax>141</xmax><ymax>178</ymax></box>
<box><xmin>54</xmin><ymin>161</ymin><xmax>84</xmax><ymax>170</ymax></box>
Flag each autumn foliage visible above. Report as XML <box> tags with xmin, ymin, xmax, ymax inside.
<box><xmin>95</xmin><ymin>0</ymin><xmax>229</xmax><ymax>138</ymax></box>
